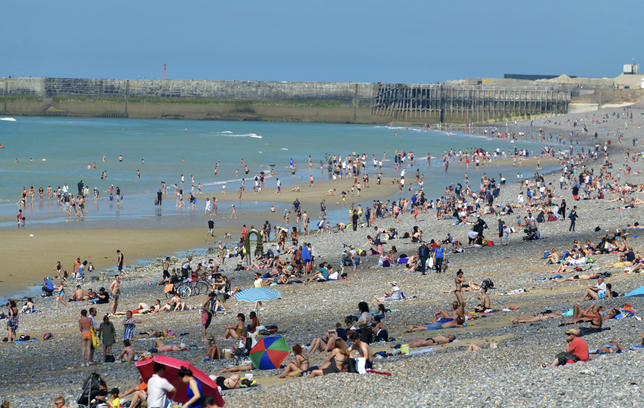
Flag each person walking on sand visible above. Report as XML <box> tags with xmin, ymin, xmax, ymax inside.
<box><xmin>569</xmin><ymin>206</ymin><xmax>578</xmax><ymax>232</ymax></box>
<box><xmin>201</xmin><ymin>292</ymin><xmax>215</xmax><ymax>342</ymax></box>
<box><xmin>207</xmin><ymin>218</ymin><xmax>215</xmax><ymax>237</ymax></box>
<box><xmin>55</xmin><ymin>280</ymin><xmax>67</xmax><ymax>309</ymax></box>
<box><xmin>117</xmin><ymin>250</ymin><xmax>126</xmax><ymax>276</ymax></box>
<box><xmin>434</xmin><ymin>243</ymin><xmax>445</xmax><ymax>273</ymax></box>
<box><xmin>109</xmin><ymin>275</ymin><xmax>121</xmax><ymax>315</ymax></box>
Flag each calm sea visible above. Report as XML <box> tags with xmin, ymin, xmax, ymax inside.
<box><xmin>0</xmin><ymin>116</ymin><xmax>549</xmax><ymax>229</ymax></box>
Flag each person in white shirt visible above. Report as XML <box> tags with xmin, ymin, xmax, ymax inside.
<box><xmin>147</xmin><ymin>363</ymin><xmax>176</xmax><ymax>408</ymax></box>
<box><xmin>374</xmin><ymin>281</ymin><xmax>401</xmax><ymax>302</ymax></box>
<box><xmin>579</xmin><ymin>277</ymin><xmax>607</xmax><ymax>301</ymax></box>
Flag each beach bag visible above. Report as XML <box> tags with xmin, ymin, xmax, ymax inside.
<box><xmin>347</xmin><ymin>358</ymin><xmax>359</xmax><ymax>373</ymax></box>
<box><xmin>487</xmin><ymin>241</ymin><xmax>494</xmax><ymax>247</ymax></box>
<box><xmin>43</xmin><ymin>333</ymin><xmax>53</xmax><ymax>341</ymax></box>
<box><xmin>400</xmin><ymin>344</ymin><xmax>410</xmax><ymax>355</ymax></box>
<box><xmin>105</xmin><ymin>354</ymin><xmax>116</xmax><ymax>363</ymax></box>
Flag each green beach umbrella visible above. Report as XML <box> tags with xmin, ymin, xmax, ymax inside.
<box><xmin>249</xmin><ymin>336</ymin><xmax>289</xmax><ymax>370</ymax></box>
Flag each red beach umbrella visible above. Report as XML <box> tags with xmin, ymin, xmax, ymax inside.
<box><xmin>249</xmin><ymin>336</ymin><xmax>290</xmax><ymax>370</ymax></box>
<box><xmin>136</xmin><ymin>355</ymin><xmax>225</xmax><ymax>407</ymax></box>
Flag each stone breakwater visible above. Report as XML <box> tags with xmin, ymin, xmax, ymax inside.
<box><xmin>4</xmin><ymin>103</ymin><xmax>644</xmax><ymax>406</ymax></box>
<box><xmin>0</xmin><ymin>78</ymin><xmax>573</xmax><ymax>124</ymax></box>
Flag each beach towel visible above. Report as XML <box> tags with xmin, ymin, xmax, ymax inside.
<box><xmin>14</xmin><ymin>339</ymin><xmax>38</xmax><ymax>343</ymax></box>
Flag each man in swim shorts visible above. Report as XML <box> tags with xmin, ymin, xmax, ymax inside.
<box><xmin>397</xmin><ymin>334</ymin><xmax>456</xmax><ymax>349</ymax></box>
<box><xmin>407</xmin><ymin>317</ymin><xmax>464</xmax><ymax>332</ymax></box>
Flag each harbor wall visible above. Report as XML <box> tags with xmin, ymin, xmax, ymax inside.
<box><xmin>2</xmin><ymin>77</ymin><xmax>642</xmax><ymax>124</ymax></box>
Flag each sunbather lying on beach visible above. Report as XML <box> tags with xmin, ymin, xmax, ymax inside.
<box><xmin>394</xmin><ymin>334</ymin><xmax>456</xmax><ymax>349</ymax></box>
<box><xmin>407</xmin><ymin>317</ymin><xmax>464</xmax><ymax>332</ymax></box>
<box><xmin>152</xmin><ymin>339</ymin><xmax>188</xmax><ymax>352</ymax></box>
<box><xmin>134</xmin><ymin>329</ymin><xmax>170</xmax><ymax>339</ymax></box>
<box><xmin>512</xmin><ymin>312</ymin><xmax>561</xmax><ymax>325</ymax></box>
<box><xmin>553</xmin><ymin>273</ymin><xmax>601</xmax><ymax>283</ymax></box>
<box><xmin>589</xmin><ymin>341</ymin><xmax>627</xmax><ymax>354</ymax></box>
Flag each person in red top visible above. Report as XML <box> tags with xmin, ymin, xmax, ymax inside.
<box><xmin>549</xmin><ymin>328</ymin><xmax>589</xmax><ymax>367</ymax></box>
<box><xmin>241</xmin><ymin>224</ymin><xmax>247</xmax><ymax>239</ymax></box>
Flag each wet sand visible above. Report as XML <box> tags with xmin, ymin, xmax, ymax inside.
<box><xmin>0</xmin><ymin>227</ymin><xmax>216</xmax><ymax>298</ymax></box>
<box><xmin>203</xmin><ymin>177</ymin><xmax>399</xmax><ymax>206</ymax></box>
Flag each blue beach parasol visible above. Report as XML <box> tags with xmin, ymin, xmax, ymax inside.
<box><xmin>234</xmin><ymin>287</ymin><xmax>281</xmax><ymax>303</ymax></box>
<box><xmin>625</xmin><ymin>286</ymin><xmax>644</xmax><ymax>298</ymax></box>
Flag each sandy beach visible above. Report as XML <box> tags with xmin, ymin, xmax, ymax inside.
<box><xmin>4</xmin><ymin>103</ymin><xmax>644</xmax><ymax>407</ymax></box>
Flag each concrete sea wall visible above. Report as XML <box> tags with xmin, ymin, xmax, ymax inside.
<box><xmin>0</xmin><ymin>78</ymin><xmax>381</xmax><ymax>123</ymax></box>
<box><xmin>2</xmin><ymin>77</ymin><xmax>642</xmax><ymax>124</ymax></box>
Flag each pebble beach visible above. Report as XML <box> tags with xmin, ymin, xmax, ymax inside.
<box><xmin>4</xmin><ymin>103</ymin><xmax>644</xmax><ymax>408</ymax></box>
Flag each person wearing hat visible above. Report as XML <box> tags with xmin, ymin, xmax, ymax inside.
<box><xmin>106</xmin><ymin>388</ymin><xmax>120</xmax><ymax>408</ymax></box>
<box><xmin>375</xmin><ymin>281</ymin><xmax>401</xmax><ymax>302</ymax></box>
<box><xmin>548</xmin><ymin>328</ymin><xmax>589</xmax><ymax>367</ymax></box>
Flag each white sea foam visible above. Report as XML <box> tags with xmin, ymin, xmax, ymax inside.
<box><xmin>218</xmin><ymin>133</ymin><xmax>263</xmax><ymax>139</ymax></box>
<box><xmin>0</xmin><ymin>118</ymin><xmax>16</xmax><ymax>122</ymax></box>
<box><xmin>281</xmin><ymin>148</ymin><xmax>288</xmax><ymax>150</ymax></box>
<box><xmin>221</xmin><ymin>131</ymin><xmax>233</xmax><ymax>134</ymax></box>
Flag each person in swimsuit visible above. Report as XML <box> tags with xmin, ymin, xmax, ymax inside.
<box><xmin>205</xmin><ymin>339</ymin><xmax>222</xmax><ymax>361</ymax></box>
<box><xmin>590</xmin><ymin>342</ymin><xmax>627</xmax><ymax>354</ymax></box>
<box><xmin>55</xmin><ymin>281</ymin><xmax>67</xmax><ymax>309</ymax></box>
<box><xmin>79</xmin><ymin>309</ymin><xmax>93</xmax><ymax>366</ymax></box>
<box><xmin>512</xmin><ymin>312</ymin><xmax>561</xmax><ymax>325</ymax></box>
<box><xmin>407</xmin><ymin>316</ymin><xmax>464</xmax><ymax>332</ymax></box>
<box><xmin>109</xmin><ymin>275</ymin><xmax>121</xmax><ymax>315</ymax></box>
<box><xmin>212</xmin><ymin>375</ymin><xmax>251</xmax><ymax>390</ymax></box>
<box><xmin>277</xmin><ymin>344</ymin><xmax>310</xmax><ymax>378</ymax></box>
<box><xmin>395</xmin><ymin>334</ymin><xmax>457</xmax><ymax>349</ymax></box>
<box><xmin>217</xmin><ymin>314</ymin><xmax>245</xmax><ymax>340</ymax></box>
<box><xmin>134</xmin><ymin>329</ymin><xmax>170</xmax><ymax>339</ymax></box>
<box><xmin>152</xmin><ymin>339</ymin><xmax>188</xmax><ymax>353</ymax></box>
<box><xmin>348</xmin><ymin>332</ymin><xmax>374</xmax><ymax>369</ymax></box>
<box><xmin>5</xmin><ymin>301</ymin><xmax>19</xmax><ymax>343</ymax></box>
<box><xmin>474</xmin><ymin>288</ymin><xmax>491</xmax><ymax>312</ymax></box>
<box><xmin>178</xmin><ymin>367</ymin><xmax>202</xmax><ymax>408</ymax></box>
<box><xmin>308</xmin><ymin>338</ymin><xmax>350</xmax><ymax>378</ymax></box>
<box><xmin>116</xmin><ymin>339</ymin><xmax>142</xmax><ymax>362</ymax></box>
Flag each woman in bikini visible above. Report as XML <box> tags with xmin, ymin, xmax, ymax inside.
<box><xmin>308</xmin><ymin>338</ymin><xmax>350</xmax><ymax>378</ymax></box>
<box><xmin>79</xmin><ymin>309</ymin><xmax>93</xmax><ymax>366</ymax></box>
<box><xmin>115</xmin><ymin>339</ymin><xmax>140</xmax><ymax>362</ymax></box>
<box><xmin>152</xmin><ymin>339</ymin><xmax>187</xmax><ymax>352</ymax></box>
<box><xmin>277</xmin><ymin>344</ymin><xmax>310</xmax><ymax>378</ymax></box>
<box><xmin>213</xmin><ymin>374</ymin><xmax>251</xmax><ymax>390</ymax></box>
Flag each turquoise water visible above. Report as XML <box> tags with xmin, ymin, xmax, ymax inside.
<box><xmin>0</xmin><ymin>116</ymin><xmax>548</xmax><ymax>229</ymax></box>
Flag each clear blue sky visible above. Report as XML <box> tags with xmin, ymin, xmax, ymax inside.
<box><xmin>3</xmin><ymin>0</ymin><xmax>641</xmax><ymax>82</ymax></box>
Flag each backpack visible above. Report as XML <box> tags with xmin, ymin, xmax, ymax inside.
<box><xmin>481</xmin><ymin>279</ymin><xmax>495</xmax><ymax>290</ymax></box>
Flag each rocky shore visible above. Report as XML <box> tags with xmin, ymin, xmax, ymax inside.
<box><xmin>3</xmin><ymin>102</ymin><xmax>644</xmax><ymax>407</ymax></box>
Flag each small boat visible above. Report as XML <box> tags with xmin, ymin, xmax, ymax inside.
<box><xmin>0</xmin><ymin>145</ymin><xmax>4</xmax><ymax>149</ymax></box>
<box><xmin>0</xmin><ymin>118</ymin><xmax>16</xmax><ymax>122</ymax></box>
